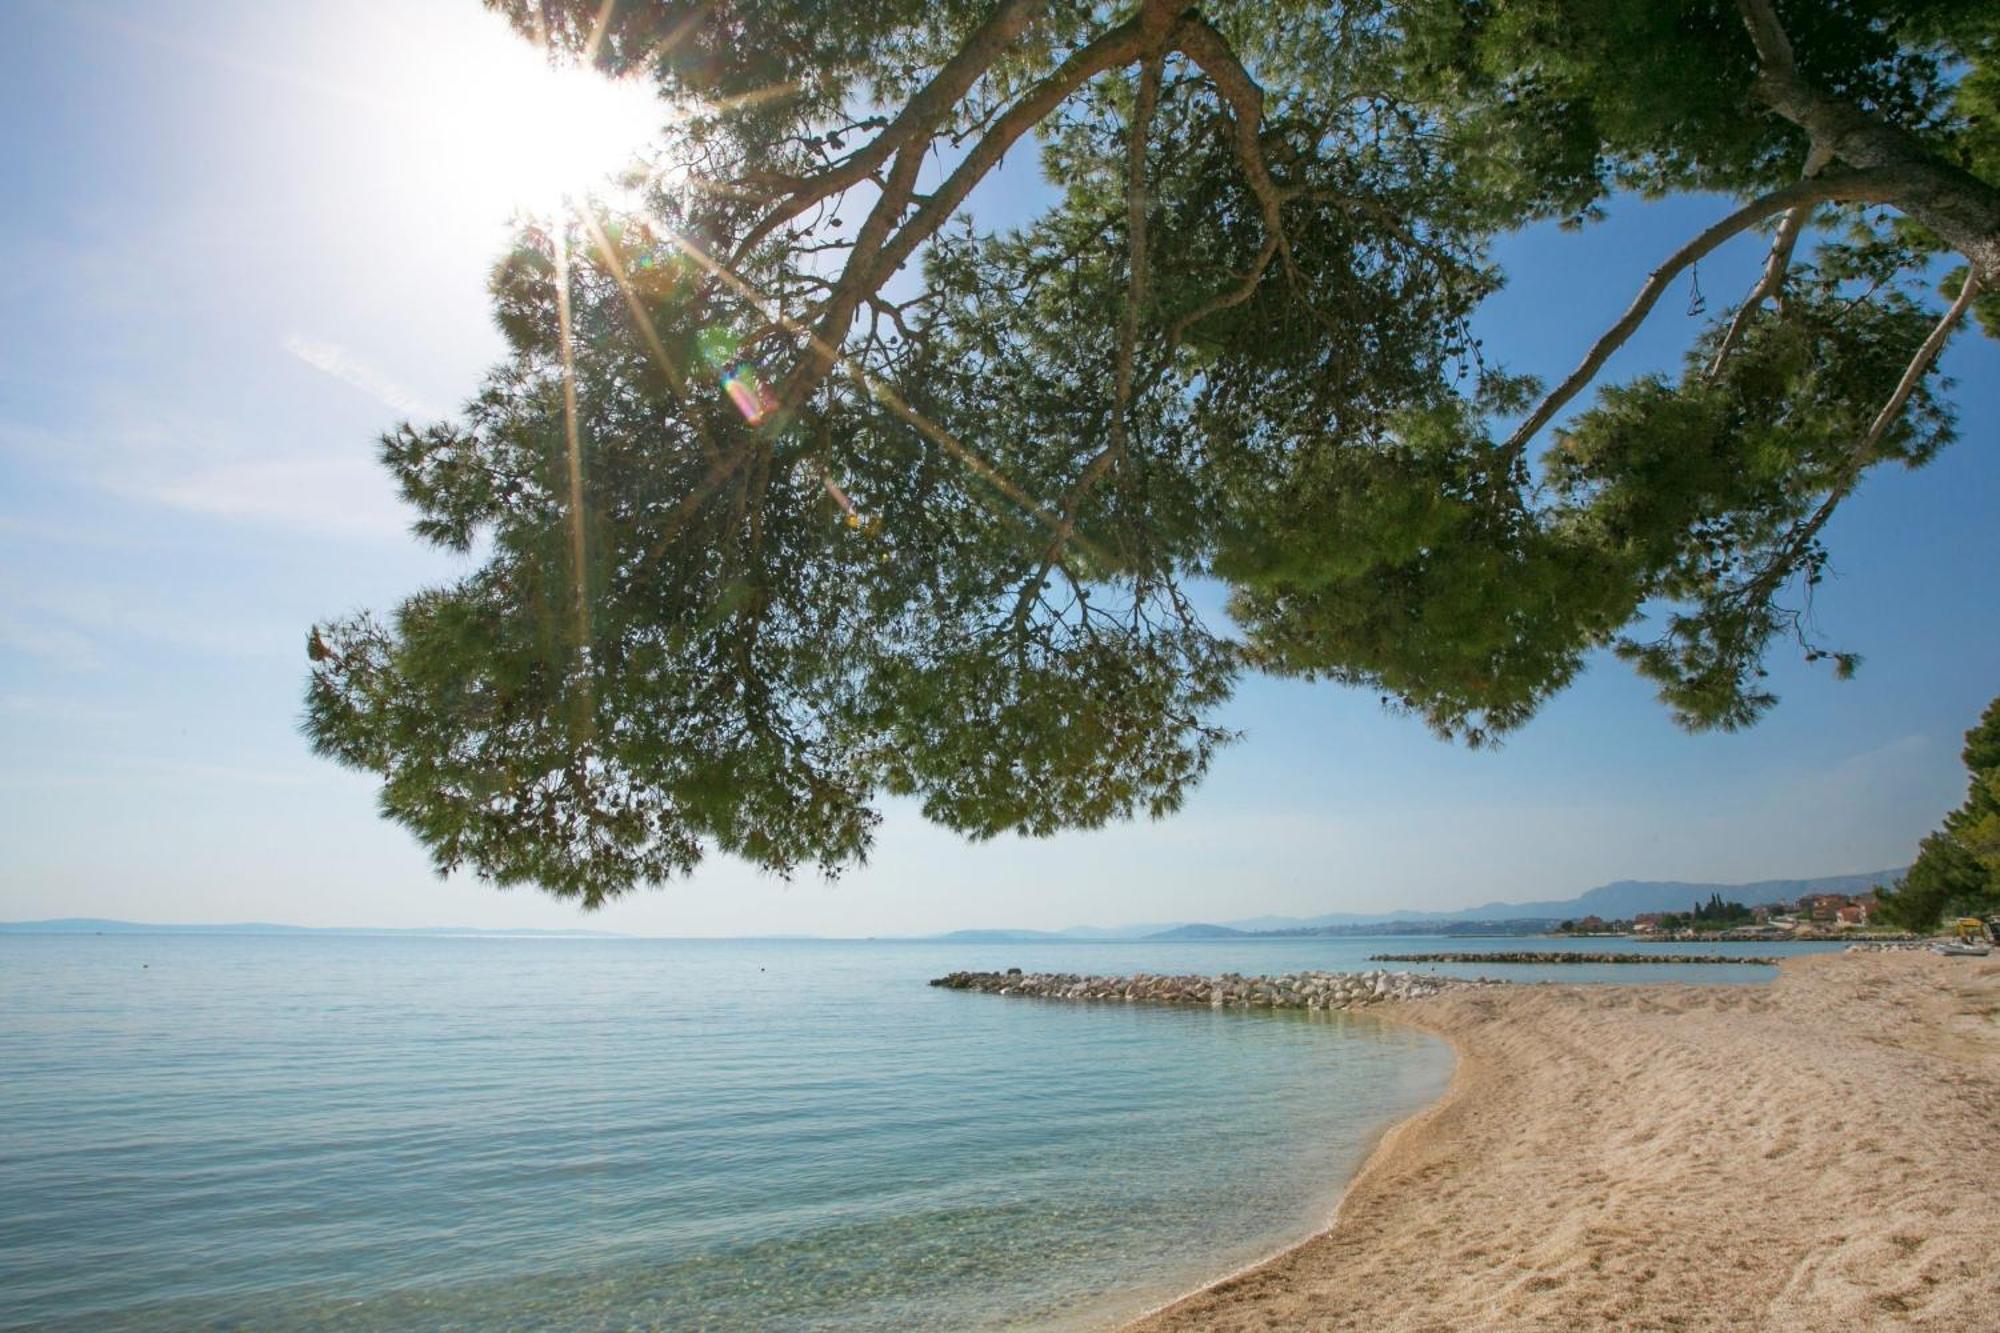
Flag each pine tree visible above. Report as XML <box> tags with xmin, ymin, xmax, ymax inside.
<box><xmin>1879</xmin><ymin>696</ymin><xmax>2000</xmax><ymax>930</ymax></box>
<box><xmin>308</xmin><ymin>0</ymin><xmax>2000</xmax><ymax>902</ymax></box>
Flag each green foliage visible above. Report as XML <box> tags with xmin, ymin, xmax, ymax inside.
<box><xmin>307</xmin><ymin>217</ymin><xmax>1239</xmax><ymax>905</ymax></box>
<box><xmin>1699</xmin><ymin>892</ymin><xmax>1748</xmax><ymax>925</ymax></box>
<box><xmin>1958</xmin><ymin>777</ymin><xmax>2000</xmax><ymax>883</ymax></box>
<box><xmin>306</xmin><ymin>1</ymin><xmax>1998</xmax><ymax>901</ymax></box>
<box><xmin>1876</xmin><ymin>694</ymin><xmax>2000</xmax><ymax>930</ymax></box>
<box><xmin>1223</xmin><ymin>397</ymin><xmax>1635</xmax><ymax>745</ymax></box>
<box><xmin>1878</xmin><ymin>832</ymin><xmax>1989</xmax><ymax>931</ymax></box>
<box><xmin>1390</xmin><ymin>0</ymin><xmax>1994</xmax><ymax>209</ymax></box>
<box><xmin>1547</xmin><ymin>271</ymin><xmax>1952</xmax><ymax>729</ymax></box>
<box><xmin>1959</xmin><ymin>694</ymin><xmax>2000</xmax><ymax>778</ymax></box>
<box><xmin>1655</xmin><ymin>893</ymin><xmax>1752</xmax><ymax>931</ymax></box>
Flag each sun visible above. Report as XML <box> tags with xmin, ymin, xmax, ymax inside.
<box><xmin>406</xmin><ymin>16</ymin><xmax>664</xmax><ymax>221</ymax></box>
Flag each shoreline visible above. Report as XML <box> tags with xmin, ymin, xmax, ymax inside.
<box><xmin>1122</xmin><ymin>951</ymin><xmax>2000</xmax><ymax>1330</ymax></box>
<box><xmin>1123</xmin><ymin>1012</ymin><xmax>1481</xmax><ymax>1328</ymax></box>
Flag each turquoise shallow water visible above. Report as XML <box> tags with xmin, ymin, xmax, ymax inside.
<box><xmin>0</xmin><ymin>934</ymin><xmax>1842</xmax><ymax>1329</ymax></box>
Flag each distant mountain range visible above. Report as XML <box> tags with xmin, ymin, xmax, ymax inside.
<box><xmin>5</xmin><ymin>869</ymin><xmax>1906</xmax><ymax>942</ymax></box>
<box><xmin>923</xmin><ymin>869</ymin><xmax>1905</xmax><ymax>941</ymax></box>
<box><xmin>0</xmin><ymin>918</ymin><xmax>625</xmax><ymax>938</ymax></box>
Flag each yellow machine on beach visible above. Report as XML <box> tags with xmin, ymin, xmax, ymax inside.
<box><xmin>1952</xmin><ymin>917</ymin><xmax>1998</xmax><ymax>945</ymax></box>
<box><xmin>1934</xmin><ymin>917</ymin><xmax>2000</xmax><ymax>956</ymax></box>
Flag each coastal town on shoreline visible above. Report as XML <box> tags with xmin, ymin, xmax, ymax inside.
<box><xmin>1553</xmin><ymin>886</ymin><xmax>1903</xmax><ymax>941</ymax></box>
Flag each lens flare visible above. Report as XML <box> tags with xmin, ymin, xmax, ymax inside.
<box><xmin>721</xmin><ymin>364</ymin><xmax>778</xmax><ymax>425</ymax></box>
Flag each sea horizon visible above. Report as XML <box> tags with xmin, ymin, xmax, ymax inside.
<box><xmin>0</xmin><ymin>862</ymin><xmax>1907</xmax><ymax>940</ymax></box>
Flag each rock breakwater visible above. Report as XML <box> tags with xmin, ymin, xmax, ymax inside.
<box><xmin>928</xmin><ymin>968</ymin><xmax>1487</xmax><ymax>1010</ymax></box>
<box><xmin>1368</xmin><ymin>951</ymin><xmax>1780</xmax><ymax>965</ymax></box>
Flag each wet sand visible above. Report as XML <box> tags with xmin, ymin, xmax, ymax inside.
<box><xmin>1130</xmin><ymin>951</ymin><xmax>2000</xmax><ymax>1331</ymax></box>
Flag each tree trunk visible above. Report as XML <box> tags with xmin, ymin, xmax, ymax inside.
<box><xmin>1736</xmin><ymin>0</ymin><xmax>2000</xmax><ymax>282</ymax></box>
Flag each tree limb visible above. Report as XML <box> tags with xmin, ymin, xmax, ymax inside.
<box><xmin>1115</xmin><ymin>55</ymin><xmax>1163</xmax><ymax>451</ymax></box>
<box><xmin>1733</xmin><ymin>0</ymin><xmax>2000</xmax><ymax>283</ymax></box>
<box><xmin>648</xmin><ymin>212</ymin><xmax>1096</xmax><ymax>556</ymax></box>
<box><xmin>1177</xmin><ymin>19</ymin><xmax>1371</xmax><ymax>344</ymax></box>
<box><xmin>777</xmin><ymin>3</ymin><xmax>1178</xmax><ymax>411</ymax></box>
<box><xmin>1166</xmin><ymin>232</ymin><xmax>1282</xmax><ymax>349</ymax></box>
<box><xmin>725</xmin><ymin>0</ymin><xmax>1053</xmax><ymax>268</ymax></box>
<box><xmin>1176</xmin><ymin>19</ymin><xmax>1284</xmax><ymax>233</ymax></box>
<box><xmin>551</xmin><ymin>235</ymin><xmax>593</xmax><ymax>665</ymax></box>
<box><xmin>1740</xmin><ymin>268</ymin><xmax>1980</xmax><ymax>610</ymax></box>
<box><xmin>1704</xmin><ymin>145</ymin><xmax>1833</xmax><ymax>379</ymax></box>
<box><xmin>1504</xmin><ymin>170</ymin><xmax>1917</xmax><ymax>457</ymax></box>
<box><xmin>1860</xmin><ymin>270</ymin><xmax>1980</xmax><ymax>457</ymax></box>
<box><xmin>1012</xmin><ymin>53</ymin><xmax>1165</xmax><ymax>624</ymax></box>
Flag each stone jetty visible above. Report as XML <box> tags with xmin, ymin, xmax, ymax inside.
<box><xmin>928</xmin><ymin>968</ymin><xmax>1489</xmax><ymax>1010</ymax></box>
<box><xmin>1368</xmin><ymin>951</ymin><xmax>1781</xmax><ymax>966</ymax></box>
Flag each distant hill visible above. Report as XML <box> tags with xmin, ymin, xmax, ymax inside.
<box><xmin>1049</xmin><ymin>922</ymin><xmax>1185</xmax><ymax>940</ymax></box>
<box><xmin>926</xmin><ymin>928</ymin><xmax>1067</xmax><ymax>943</ymax></box>
<box><xmin>928</xmin><ymin>869</ymin><xmax>1907</xmax><ymax>941</ymax></box>
<box><xmin>30</xmin><ymin>869</ymin><xmax>1904</xmax><ymax>944</ymax></box>
<box><xmin>0</xmin><ymin>918</ymin><xmax>625</xmax><ymax>938</ymax></box>
<box><xmin>1437</xmin><ymin>871</ymin><xmax>1905</xmax><ymax>924</ymax></box>
<box><xmin>1205</xmin><ymin>918</ymin><xmax>1572</xmax><ymax>939</ymax></box>
<box><xmin>1209</xmin><ymin>870</ymin><xmax>1904</xmax><ymax>932</ymax></box>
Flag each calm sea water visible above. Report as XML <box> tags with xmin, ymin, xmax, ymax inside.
<box><xmin>0</xmin><ymin>934</ymin><xmax>1841</xmax><ymax>1330</ymax></box>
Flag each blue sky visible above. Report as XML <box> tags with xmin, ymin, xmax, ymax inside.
<box><xmin>3</xmin><ymin>0</ymin><xmax>1995</xmax><ymax>936</ymax></box>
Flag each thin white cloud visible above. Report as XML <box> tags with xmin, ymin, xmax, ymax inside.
<box><xmin>0</xmin><ymin>512</ymin><xmax>167</xmax><ymax>551</ymax></box>
<box><xmin>0</xmin><ymin>420</ymin><xmax>71</xmax><ymax>458</ymax></box>
<box><xmin>0</xmin><ymin>694</ymin><xmax>135</xmax><ymax>725</ymax></box>
<box><xmin>284</xmin><ymin>334</ymin><xmax>444</xmax><ymax>420</ymax></box>
<box><xmin>151</xmin><ymin>456</ymin><xmax>408</xmax><ymax>541</ymax></box>
<box><xmin>0</xmin><ymin>407</ymin><xmax>411</xmax><ymax>546</ymax></box>
<box><xmin>0</xmin><ymin>757</ymin><xmax>319</xmax><ymax>791</ymax></box>
<box><xmin>0</xmin><ymin>578</ymin><xmax>288</xmax><ymax>663</ymax></box>
<box><xmin>112</xmin><ymin>756</ymin><xmax>320</xmax><ymax>788</ymax></box>
<box><xmin>0</xmin><ymin>617</ymin><xmax>100</xmax><ymax>670</ymax></box>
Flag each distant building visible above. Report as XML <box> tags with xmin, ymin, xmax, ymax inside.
<box><xmin>1837</xmin><ymin>903</ymin><xmax>1869</xmax><ymax>927</ymax></box>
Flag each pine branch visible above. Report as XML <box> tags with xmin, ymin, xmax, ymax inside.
<box><xmin>1733</xmin><ymin>0</ymin><xmax>2000</xmax><ymax>283</ymax></box>
<box><xmin>725</xmin><ymin>0</ymin><xmax>1053</xmax><ymax>269</ymax></box>
<box><xmin>1504</xmin><ymin>171</ymin><xmax>1916</xmax><ymax>458</ymax></box>
<box><xmin>1705</xmin><ymin>147</ymin><xmax>1834</xmax><ymax>380</ymax></box>
<box><xmin>1013</xmin><ymin>53</ymin><xmax>1165</xmax><ymax>625</ymax></box>
<box><xmin>778</xmin><ymin>4</ymin><xmax>1177</xmax><ymax>411</ymax></box>
<box><xmin>1738</xmin><ymin>268</ymin><xmax>1981</xmax><ymax>612</ymax></box>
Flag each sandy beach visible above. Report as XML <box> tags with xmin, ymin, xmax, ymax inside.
<box><xmin>1131</xmin><ymin>951</ymin><xmax>2000</xmax><ymax>1331</ymax></box>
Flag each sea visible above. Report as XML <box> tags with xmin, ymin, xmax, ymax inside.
<box><xmin>0</xmin><ymin>933</ymin><xmax>1847</xmax><ymax>1330</ymax></box>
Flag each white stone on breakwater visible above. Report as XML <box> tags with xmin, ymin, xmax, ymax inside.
<box><xmin>926</xmin><ymin>968</ymin><xmax>1492</xmax><ymax>1010</ymax></box>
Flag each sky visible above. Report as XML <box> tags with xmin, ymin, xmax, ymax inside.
<box><xmin>2</xmin><ymin>0</ymin><xmax>1996</xmax><ymax>937</ymax></box>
